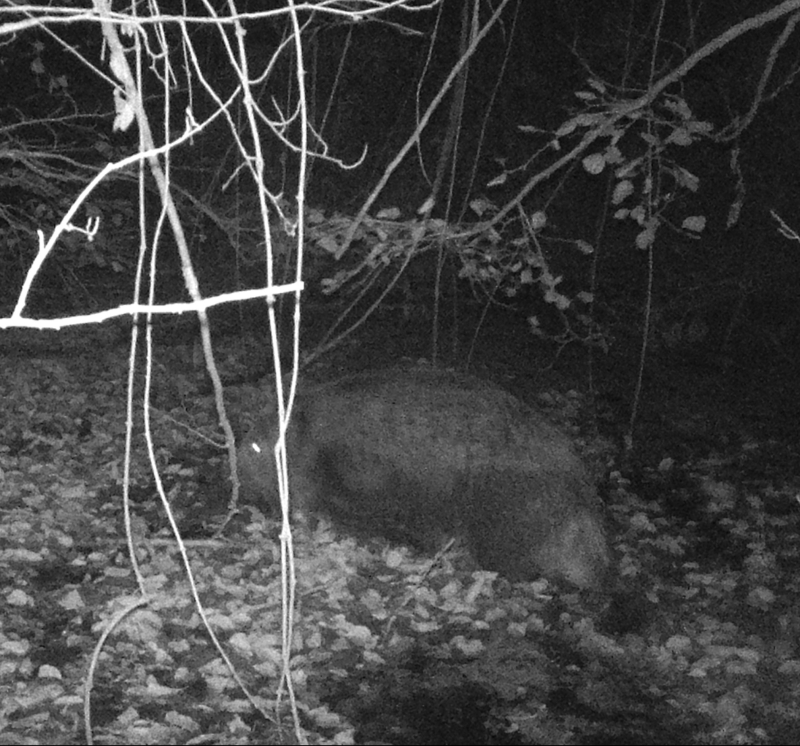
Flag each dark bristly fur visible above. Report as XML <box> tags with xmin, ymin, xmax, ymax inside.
<box><xmin>237</xmin><ymin>365</ymin><xmax>611</xmax><ymax>588</ymax></box>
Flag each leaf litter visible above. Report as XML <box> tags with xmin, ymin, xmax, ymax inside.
<box><xmin>2</xmin><ymin>350</ymin><xmax>800</xmax><ymax>743</ymax></box>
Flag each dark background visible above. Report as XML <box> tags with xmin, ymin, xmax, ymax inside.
<box><xmin>1</xmin><ymin>0</ymin><xmax>798</xmax><ymax>450</ymax></box>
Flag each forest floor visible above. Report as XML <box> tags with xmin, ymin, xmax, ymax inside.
<box><xmin>2</xmin><ymin>337</ymin><xmax>800</xmax><ymax>745</ymax></box>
